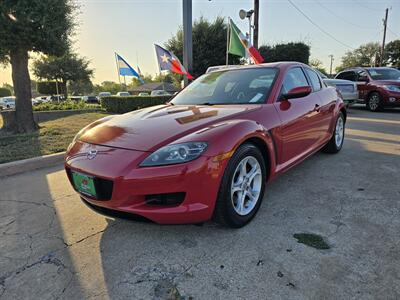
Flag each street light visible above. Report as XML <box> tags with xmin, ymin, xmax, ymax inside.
<box><xmin>239</xmin><ymin>9</ymin><xmax>254</xmax><ymax>45</ymax></box>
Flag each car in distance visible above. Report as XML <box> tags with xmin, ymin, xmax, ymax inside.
<box><xmin>151</xmin><ymin>90</ymin><xmax>172</xmax><ymax>97</ymax></box>
<box><xmin>335</xmin><ymin>67</ymin><xmax>400</xmax><ymax>111</ymax></box>
<box><xmin>82</xmin><ymin>95</ymin><xmax>99</xmax><ymax>104</ymax></box>
<box><xmin>116</xmin><ymin>91</ymin><xmax>130</xmax><ymax>97</ymax></box>
<box><xmin>138</xmin><ymin>92</ymin><xmax>149</xmax><ymax>97</ymax></box>
<box><xmin>65</xmin><ymin>62</ymin><xmax>346</xmax><ymax>228</ymax></box>
<box><xmin>316</xmin><ymin>71</ymin><xmax>358</xmax><ymax>107</ymax></box>
<box><xmin>98</xmin><ymin>92</ymin><xmax>111</xmax><ymax>98</ymax></box>
<box><xmin>0</xmin><ymin>96</ymin><xmax>16</xmax><ymax>110</ymax></box>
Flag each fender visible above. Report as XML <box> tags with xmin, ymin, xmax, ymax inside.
<box><xmin>172</xmin><ymin>119</ymin><xmax>277</xmax><ymax>181</ymax></box>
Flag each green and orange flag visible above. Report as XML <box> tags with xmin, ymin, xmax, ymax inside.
<box><xmin>228</xmin><ymin>19</ymin><xmax>264</xmax><ymax>64</ymax></box>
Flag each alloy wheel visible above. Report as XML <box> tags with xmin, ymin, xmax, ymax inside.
<box><xmin>369</xmin><ymin>94</ymin><xmax>380</xmax><ymax>111</ymax></box>
<box><xmin>335</xmin><ymin>116</ymin><xmax>344</xmax><ymax>147</ymax></box>
<box><xmin>231</xmin><ymin>156</ymin><xmax>262</xmax><ymax>216</ymax></box>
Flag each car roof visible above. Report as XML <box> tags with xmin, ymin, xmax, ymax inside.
<box><xmin>339</xmin><ymin>66</ymin><xmax>398</xmax><ymax>72</ymax></box>
<box><xmin>206</xmin><ymin>61</ymin><xmax>309</xmax><ymax>74</ymax></box>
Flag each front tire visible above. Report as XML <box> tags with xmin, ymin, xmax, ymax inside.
<box><xmin>213</xmin><ymin>143</ymin><xmax>266</xmax><ymax>228</ymax></box>
<box><xmin>322</xmin><ymin>112</ymin><xmax>345</xmax><ymax>154</ymax></box>
<box><xmin>367</xmin><ymin>92</ymin><xmax>384</xmax><ymax>112</ymax></box>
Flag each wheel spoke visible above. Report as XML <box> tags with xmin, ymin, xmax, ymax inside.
<box><xmin>236</xmin><ymin>191</ymin><xmax>246</xmax><ymax>214</ymax></box>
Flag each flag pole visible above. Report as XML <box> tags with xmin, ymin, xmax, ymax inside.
<box><xmin>226</xmin><ymin>17</ymin><xmax>230</xmax><ymax>66</ymax></box>
<box><xmin>115</xmin><ymin>52</ymin><xmax>122</xmax><ymax>88</ymax></box>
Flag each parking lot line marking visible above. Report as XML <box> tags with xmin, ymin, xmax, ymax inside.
<box><xmin>347</xmin><ymin>137</ymin><xmax>400</xmax><ymax>156</ymax></box>
<box><xmin>348</xmin><ymin>117</ymin><xmax>400</xmax><ymax>126</ymax></box>
<box><xmin>347</xmin><ymin>129</ymin><xmax>400</xmax><ymax>143</ymax></box>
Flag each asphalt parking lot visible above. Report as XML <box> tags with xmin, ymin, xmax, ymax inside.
<box><xmin>1</xmin><ymin>106</ymin><xmax>399</xmax><ymax>300</ymax></box>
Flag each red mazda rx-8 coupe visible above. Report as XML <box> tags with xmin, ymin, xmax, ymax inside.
<box><xmin>65</xmin><ymin>62</ymin><xmax>346</xmax><ymax>227</ymax></box>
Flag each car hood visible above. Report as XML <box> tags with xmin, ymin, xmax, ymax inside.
<box><xmin>371</xmin><ymin>79</ymin><xmax>400</xmax><ymax>86</ymax></box>
<box><xmin>79</xmin><ymin>104</ymin><xmax>260</xmax><ymax>151</ymax></box>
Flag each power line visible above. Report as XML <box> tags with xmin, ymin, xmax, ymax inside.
<box><xmin>387</xmin><ymin>27</ymin><xmax>399</xmax><ymax>38</ymax></box>
<box><xmin>287</xmin><ymin>0</ymin><xmax>354</xmax><ymax>50</ymax></box>
<box><xmin>314</xmin><ymin>0</ymin><xmax>375</xmax><ymax>30</ymax></box>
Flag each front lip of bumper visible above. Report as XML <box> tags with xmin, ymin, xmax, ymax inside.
<box><xmin>65</xmin><ymin>142</ymin><xmax>228</xmax><ymax>224</ymax></box>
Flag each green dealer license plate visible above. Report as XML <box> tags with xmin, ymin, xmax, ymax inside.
<box><xmin>71</xmin><ymin>172</ymin><xmax>97</xmax><ymax>198</ymax></box>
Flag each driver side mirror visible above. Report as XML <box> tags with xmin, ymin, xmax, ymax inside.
<box><xmin>281</xmin><ymin>86</ymin><xmax>312</xmax><ymax>101</ymax></box>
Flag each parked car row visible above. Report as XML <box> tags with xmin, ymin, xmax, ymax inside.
<box><xmin>335</xmin><ymin>67</ymin><xmax>400</xmax><ymax>111</ymax></box>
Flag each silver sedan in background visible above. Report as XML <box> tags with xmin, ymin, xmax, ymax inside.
<box><xmin>316</xmin><ymin>71</ymin><xmax>359</xmax><ymax>107</ymax></box>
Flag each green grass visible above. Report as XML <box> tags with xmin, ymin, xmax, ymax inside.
<box><xmin>0</xmin><ymin>112</ymin><xmax>109</xmax><ymax>164</ymax></box>
<box><xmin>293</xmin><ymin>233</ymin><xmax>330</xmax><ymax>250</ymax></box>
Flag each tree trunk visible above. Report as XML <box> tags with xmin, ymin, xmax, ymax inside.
<box><xmin>62</xmin><ymin>80</ymin><xmax>68</xmax><ymax>100</ymax></box>
<box><xmin>9</xmin><ymin>49</ymin><xmax>38</xmax><ymax>133</ymax></box>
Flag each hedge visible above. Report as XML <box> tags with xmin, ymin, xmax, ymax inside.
<box><xmin>100</xmin><ymin>96</ymin><xmax>172</xmax><ymax>113</ymax></box>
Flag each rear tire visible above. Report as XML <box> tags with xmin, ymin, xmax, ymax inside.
<box><xmin>322</xmin><ymin>112</ymin><xmax>345</xmax><ymax>154</ymax></box>
<box><xmin>367</xmin><ymin>92</ymin><xmax>384</xmax><ymax>112</ymax></box>
<box><xmin>213</xmin><ymin>143</ymin><xmax>266</xmax><ymax>228</ymax></box>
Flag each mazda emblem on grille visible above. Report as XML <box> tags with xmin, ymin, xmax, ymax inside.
<box><xmin>86</xmin><ymin>150</ymin><xmax>98</xmax><ymax>160</ymax></box>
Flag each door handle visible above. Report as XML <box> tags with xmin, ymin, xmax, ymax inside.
<box><xmin>313</xmin><ymin>104</ymin><xmax>320</xmax><ymax>112</ymax></box>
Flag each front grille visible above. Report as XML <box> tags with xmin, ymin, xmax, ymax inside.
<box><xmin>66</xmin><ymin>167</ymin><xmax>113</xmax><ymax>200</ymax></box>
<box><xmin>336</xmin><ymin>84</ymin><xmax>354</xmax><ymax>93</ymax></box>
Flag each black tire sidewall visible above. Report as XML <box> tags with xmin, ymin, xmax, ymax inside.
<box><xmin>218</xmin><ymin>144</ymin><xmax>266</xmax><ymax>227</ymax></box>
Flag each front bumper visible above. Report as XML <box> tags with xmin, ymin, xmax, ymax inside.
<box><xmin>65</xmin><ymin>141</ymin><xmax>228</xmax><ymax>224</ymax></box>
<box><xmin>383</xmin><ymin>91</ymin><xmax>400</xmax><ymax>106</ymax></box>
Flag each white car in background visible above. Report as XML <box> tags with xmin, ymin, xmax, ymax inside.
<box><xmin>98</xmin><ymin>92</ymin><xmax>111</xmax><ymax>98</ymax></box>
<box><xmin>150</xmin><ymin>90</ymin><xmax>171</xmax><ymax>96</ymax></box>
<box><xmin>0</xmin><ymin>96</ymin><xmax>16</xmax><ymax>110</ymax></box>
<box><xmin>116</xmin><ymin>92</ymin><xmax>130</xmax><ymax>97</ymax></box>
<box><xmin>316</xmin><ymin>71</ymin><xmax>359</xmax><ymax>107</ymax></box>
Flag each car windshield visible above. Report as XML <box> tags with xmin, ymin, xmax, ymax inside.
<box><xmin>171</xmin><ymin>67</ymin><xmax>278</xmax><ymax>105</ymax></box>
<box><xmin>367</xmin><ymin>68</ymin><xmax>400</xmax><ymax>80</ymax></box>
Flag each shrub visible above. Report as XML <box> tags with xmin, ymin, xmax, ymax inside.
<box><xmin>0</xmin><ymin>87</ymin><xmax>12</xmax><ymax>97</ymax></box>
<box><xmin>33</xmin><ymin>101</ymin><xmax>97</xmax><ymax>111</ymax></box>
<box><xmin>100</xmin><ymin>96</ymin><xmax>172</xmax><ymax>113</ymax></box>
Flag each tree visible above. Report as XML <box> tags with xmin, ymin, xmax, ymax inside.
<box><xmin>384</xmin><ymin>40</ymin><xmax>400</xmax><ymax>68</ymax></box>
<box><xmin>37</xmin><ymin>81</ymin><xmax>66</xmax><ymax>95</ymax></box>
<box><xmin>309</xmin><ymin>58</ymin><xmax>327</xmax><ymax>75</ymax></box>
<box><xmin>259</xmin><ymin>42</ymin><xmax>310</xmax><ymax>64</ymax></box>
<box><xmin>0</xmin><ymin>0</ymin><xmax>74</xmax><ymax>133</ymax></box>
<box><xmin>336</xmin><ymin>42</ymin><xmax>380</xmax><ymax>72</ymax></box>
<box><xmin>68</xmin><ymin>79</ymin><xmax>93</xmax><ymax>96</ymax></box>
<box><xmin>165</xmin><ymin>16</ymin><xmax>240</xmax><ymax>77</ymax></box>
<box><xmin>0</xmin><ymin>87</ymin><xmax>12</xmax><ymax>97</ymax></box>
<box><xmin>33</xmin><ymin>51</ymin><xmax>93</xmax><ymax>99</ymax></box>
<box><xmin>1</xmin><ymin>83</ymin><xmax>13</xmax><ymax>95</ymax></box>
<box><xmin>93</xmin><ymin>81</ymin><xmax>122</xmax><ymax>95</ymax></box>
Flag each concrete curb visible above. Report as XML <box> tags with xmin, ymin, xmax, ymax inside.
<box><xmin>0</xmin><ymin>152</ymin><xmax>65</xmax><ymax>178</ymax></box>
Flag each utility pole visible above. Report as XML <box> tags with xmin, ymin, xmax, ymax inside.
<box><xmin>183</xmin><ymin>0</ymin><xmax>193</xmax><ymax>87</ymax></box>
<box><xmin>380</xmin><ymin>8</ymin><xmax>389</xmax><ymax>67</ymax></box>
<box><xmin>329</xmin><ymin>55</ymin><xmax>334</xmax><ymax>77</ymax></box>
<box><xmin>253</xmin><ymin>0</ymin><xmax>259</xmax><ymax>49</ymax></box>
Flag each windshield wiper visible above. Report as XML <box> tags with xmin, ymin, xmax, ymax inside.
<box><xmin>199</xmin><ymin>102</ymin><xmax>215</xmax><ymax>106</ymax></box>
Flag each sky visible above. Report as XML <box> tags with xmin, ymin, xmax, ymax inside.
<box><xmin>1</xmin><ymin>0</ymin><xmax>399</xmax><ymax>86</ymax></box>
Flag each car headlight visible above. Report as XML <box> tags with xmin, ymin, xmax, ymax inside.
<box><xmin>140</xmin><ymin>142</ymin><xmax>208</xmax><ymax>167</ymax></box>
<box><xmin>383</xmin><ymin>85</ymin><xmax>400</xmax><ymax>92</ymax></box>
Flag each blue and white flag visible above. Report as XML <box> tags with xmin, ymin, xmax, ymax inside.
<box><xmin>116</xmin><ymin>53</ymin><xmax>144</xmax><ymax>83</ymax></box>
